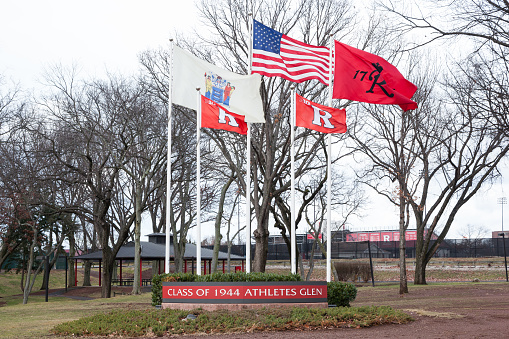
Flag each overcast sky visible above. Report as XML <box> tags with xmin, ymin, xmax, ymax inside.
<box><xmin>1</xmin><ymin>0</ymin><xmax>507</xmax><ymax>240</ymax></box>
<box><xmin>0</xmin><ymin>0</ymin><xmax>196</xmax><ymax>89</ymax></box>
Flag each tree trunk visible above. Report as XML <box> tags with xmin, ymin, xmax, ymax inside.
<box><xmin>152</xmin><ymin>260</ymin><xmax>160</xmax><ymax>279</ymax></box>
<box><xmin>227</xmin><ymin>242</ymin><xmax>232</xmax><ymax>273</ymax></box>
<box><xmin>82</xmin><ymin>218</ymin><xmax>94</xmax><ymax>286</ymax></box>
<box><xmin>399</xmin><ymin>194</ymin><xmax>408</xmax><ymax>295</ymax></box>
<box><xmin>100</xmin><ymin>247</ymin><xmax>114</xmax><ymax>298</ymax></box>
<box><xmin>298</xmin><ymin>252</ymin><xmax>304</xmax><ymax>279</ymax></box>
<box><xmin>22</xmin><ymin>247</ymin><xmax>35</xmax><ymax>303</ymax></box>
<box><xmin>212</xmin><ymin>176</ymin><xmax>233</xmax><ymax>273</ymax></box>
<box><xmin>132</xmin><ymin>181</ymin><xmax>142</xmax><ymax>295</ymax></box>
<box><xmin>23</xmin><ymin>227</ymin><xmax>39</xmax><ymax>304</ymax></box>
<box><xmin>67</xmin><ymin>233</ymin><xmax>75</xmax><ymax>288</ymax></box>
<box><xmin>305</xmin><ymin>240</ymin><xmax>317</xmax><ymax>281</ymax></box>
<box><xmin>211</xmin><ymin>230</ymin><xmax>222</xmax><ymax>273</ymax></box>
<box><xmin>252</xmin><ymin>216</ymin><xmax>269</xmax><ymax>272</ymax></box>
<box><xmin>414</xmin><ymin>219</ymin><xmax>427</xmax><ymax>285</ymax></box>
<box><xmin>83</xmin><ymin>260</ymin><xmax>92</xmax><ymax>286</ymax></box>
<box><xmin>415</xmin><ymin>259</ymin><xmax>426</xmax><ymax>284</ymax></box>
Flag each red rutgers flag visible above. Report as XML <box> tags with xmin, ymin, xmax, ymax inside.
<box><xmin>295</xmin><ymin>93</ymin><xmax>346</xmax><ymax>134</ymax></box>
<box><xmin>333</xmin><ymin>41</ymin><xmax>418</xmax><ymax>112</ymax></box>
<box><xmin>201</xmin><ymin>96</ymin><xmax>248</xmax><ymax>135</ymax></box>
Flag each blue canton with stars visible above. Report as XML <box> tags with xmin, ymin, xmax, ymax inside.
<box><xmin>253</xmin><ymin>20</ymin><xmax>283</xmax><ymax>54</ymax></box>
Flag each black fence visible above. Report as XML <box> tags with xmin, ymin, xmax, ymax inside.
<box><xmin>205</xmin><ymin>237</ymin><xmax>509</xmax><ymax>260</ymax></box>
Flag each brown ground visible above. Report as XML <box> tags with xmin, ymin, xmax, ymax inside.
<box><xmin>173</xmin><ymin>282</ymin><xmax>509</xmax><ymax>339</ymax></box>
<box><xmin>29</xmin><ymin>282</ymin><xmax>509</xmax><ymax>338</ymax></box>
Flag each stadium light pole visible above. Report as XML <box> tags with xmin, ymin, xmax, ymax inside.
<box><xmin>498</xmin><ymin>197</ymin><xmax>507</xmax><ymax>232</ymax></box>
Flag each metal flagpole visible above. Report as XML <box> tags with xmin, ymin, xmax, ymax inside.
<box><xmin>291</xmin><ymin>86</ymin><xmax>296</xmax><ymax>274</ymax></box>
<box><xmin>245</xmin><ymin>13</ymin><xmax>254</xmax><ymax>273</ymax></box>
<box><xmin>196</xmin><ymin>88</ymin><xmax>202</xmax><ymax>275</ymax></box>
<box><xmin>165</xmin><ymin>39</ymin><xmax>174</xmax><ymax>273</ymax></box>
<box><xmin>326</xmin><ymin>34</ymin><xmax>334</xmax><ymax>283</ymax></box>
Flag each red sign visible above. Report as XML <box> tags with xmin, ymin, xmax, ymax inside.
<box><xmin>406</xmin><ymin>231</ymin><xmax>417</xmax><ymax>241</ymax></box>
<box><xmin>369</xmin><ymin>233</ymin><xmax>380</xmax><ymax>242</ymax></box>
<box><xmin>357</xmin><ymin>233</ymin><xmax>369</xmax><ymax>241</ymax></box>
<box><xmin>307</xmin><ymin>232</ymin><xmax>323</xmax><ymax>240</ymax></box>
<box><xmin>345</xmin><ymin>230</ymin><xmax>425</xmax><ymax>242</ymax></box>
<box><xmin>393</xmin><ymin>232</ymin><xmax>400</xmax><ymax>241</ymax></box>
<box><xmin>162</xmin><ymin>282</ymin><xmax>327</xmax><ymax>304</ymax></box>
<box><xmin>380</xmin><ymin>232</ymin><xmax>393</xmax><ymax>242</ymax></box>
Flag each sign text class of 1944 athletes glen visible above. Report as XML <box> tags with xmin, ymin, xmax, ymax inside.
<box><xmin>162</xmin><ymin>281</ymin><xmax>327</xmax><ymax>304</ymax></box>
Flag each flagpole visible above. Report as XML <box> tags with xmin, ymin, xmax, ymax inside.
<box><xmin>165</xmin><ymin>39</ymin><xmax>174</xmax><ymax>274</ymax></box>
<box><xmin>245</xmin><ymin>13</ymin><xmax>254</xmax><ymax>273</ymax></box>
<box><xmin>290</xmin><ymin>86</ymin><xmax>296</xmax><ymax>275</ymax></box>
<box><xmin>326</xmin><ymin>34</ymin><xmax>334</xmax><ymax>283</ymax></box>
<box><xmin>196</xmin><ymin>88</ymin><xmax>202</xmax><ymax>275</ymax></box>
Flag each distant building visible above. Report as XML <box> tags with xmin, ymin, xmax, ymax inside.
<box><xmin>492</xmin><ymin>231</ymin><xmax>509</xmax><ymax>238</ymax></box>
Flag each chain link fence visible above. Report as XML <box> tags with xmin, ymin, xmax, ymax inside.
<box><xmin>206</xmin><ymin>237</ymin><xmax>509</xmax><ymax>260</ymax></box>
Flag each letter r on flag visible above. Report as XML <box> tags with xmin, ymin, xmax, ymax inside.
<box><xmin>201</xmin><ymin>95</ymin><xmax>248</xmax><ymax>135</ymax></box>
<box><xmin>218</xmin><ymin>107</ymin><xmax>240</xmax><ymax>127</ymax></box>
<box><xmin>311</xmin><ymin>106</ymin><xmax>335</xmax><ymax>129</ymax></box>
<box><xmin>295</xmin><ymin>93</ymin><xmax>346</xmax><ymax>134</ymax></box>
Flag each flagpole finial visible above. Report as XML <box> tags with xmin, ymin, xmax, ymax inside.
<box><xmin>196</xmin><ymin>87</ymin><xmax>200</xmax><ymax>91</ymax></box>
<box><xmin>290</xmin><ymin>85</ymin><xmax>295</xmax><ymax>90</ymax></box>
<box><xmin>169</xmin><ymin>38</ymin><xmax>174</xmax><ymax>42</ymax></box>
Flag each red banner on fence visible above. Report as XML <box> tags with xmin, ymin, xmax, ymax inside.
<box><xmin>345</xmin><ymin>230</ymin><xmax>435</xmax><ymax>242</ymax></box>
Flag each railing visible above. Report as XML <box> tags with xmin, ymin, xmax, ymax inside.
<box><xmin>111</xmin><ymin>278</ymin><xmax>152</xmax><ymax>286</ymax></box>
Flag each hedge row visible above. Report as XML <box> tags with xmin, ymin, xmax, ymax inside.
<box><xmin>152</xmin><ymin>272</ymin><xmax>356</xmax><ymax>307</ymax></box>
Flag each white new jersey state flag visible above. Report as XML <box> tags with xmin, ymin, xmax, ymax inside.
<box><xmin>173</xmin><ymin>46</ymin><xmax>265</xmax><ymax>123</ymax></box>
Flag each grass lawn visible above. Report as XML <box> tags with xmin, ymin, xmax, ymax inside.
<box><xmin>0</xmin><ymin>293</ymin><xmax>152</xmax><ymax>338</ymax></box>
<box><xmin>1</xmin><ymin>257</ymin><xmax>507</xmax><ymax>337</ymax></box>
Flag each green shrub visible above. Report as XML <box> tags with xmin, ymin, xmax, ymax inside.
<box><xmin>152</xmin><ymin>272</ymin><xmax>301</xmax><ymax>306</ymax></box>
<box><xmin>327</xmin><ymin>281</ymin><xmax>357</xmax><ymax>307</ymax></box>
<box><xmin>151</xmin><ymin>272</ymin><xmax>198</xmax><ymax>305</ymax></box>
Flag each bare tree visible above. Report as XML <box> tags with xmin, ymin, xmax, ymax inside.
<box><xmin>222</xmin><ymin>187</ymin><xmax>245</xmax><ymax>272</ymax></box>
<box><xmin>109</xmin><ymin>80</ymin><xmax>167</xmax><ymax>294</ymax></box>
<box><xmin>0</xmin><ymin>76</ymin><xmax>29</xmax><ymax>269</ymax></box>
<box><xmin>192</xmin><ymin>0</ymin><xmax>357</xmax><ymax>272</ymax></box>
<box><xmin>380</xmin><ymin>0</ymin><xmax>509</xmax><ymax>135</ymax></box>
<box><xmin>38</xmin><ymin>68</ymin><xmax>148</xmax><ymax>297</ymax></box>
<box><xmin>379</xmin><ymin>0</ymin><xmax>509</xmax><ymax>51</ymax></box>
<box><xmin>351</xmin><ymin>52</ymin><xmax>509</xmax><ymax>287</ymax></box>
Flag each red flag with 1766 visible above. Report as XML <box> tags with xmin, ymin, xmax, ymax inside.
<box><xmin>333</xmin><ymin>41</ymin><xmax>418</xmax><ymax>112</ymax></box>
<box><xmin>295</xmin><ymin>93</ymin><xmax>347</xmax><ymax>134</ymax></box>
<box><xmin>201</xmin><ymin>95</ymin><xmax>248</xmax><ymax>135</ymax></box>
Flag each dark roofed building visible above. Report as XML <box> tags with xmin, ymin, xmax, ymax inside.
<box><xmin>74</xmin><ymin>233</ymin><xmax>245</xmax><ymax>287</ymax></box>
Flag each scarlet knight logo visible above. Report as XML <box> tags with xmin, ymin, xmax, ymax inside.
<box><xmin>353</xmin><ymin>62</ymin><xmax>395</xmax><ymax>98</ymax></box>
<box><xmin>204</xmin><ymin>71</ymin><xmax>235</xmax><ymax>106</ymax></box>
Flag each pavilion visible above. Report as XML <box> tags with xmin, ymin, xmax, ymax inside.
<box><xmin>74</xmin><ymin>233</ymin><xmax>245</xmax><ymax>287</ymax></box>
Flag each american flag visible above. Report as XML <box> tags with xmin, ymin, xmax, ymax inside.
<box><xmin>251</xmin><ymin>20</ymin><xmax>330</xmax><ymax>86</ymax></box>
